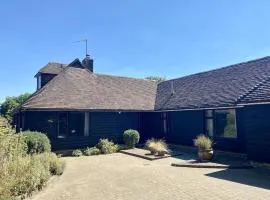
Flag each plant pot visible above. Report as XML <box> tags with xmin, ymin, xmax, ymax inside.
<box><xmin>198</xmin><ymin>149</ymin><xmax>214</xmax><ymax>162</ymax></box>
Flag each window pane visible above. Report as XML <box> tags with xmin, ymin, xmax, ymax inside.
<box><xmin>206</xmin><ymin>119</ymin><xmax>214</xmax><ymax>136</ymax></box>
<box><xmin>215</xmin><ymin>109</ymin><xmax>237</xmax><ymax>138</ymax></box>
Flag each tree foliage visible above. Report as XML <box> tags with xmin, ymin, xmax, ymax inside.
<box><xmin>145</xmin><ymin>76</ymin><xmax>166</xmax><ymax>83</ymax></box>
<box><xmin>0</xmin><ymin>93</ymin><xmax>32</xmax><ymax>122</ymax></box>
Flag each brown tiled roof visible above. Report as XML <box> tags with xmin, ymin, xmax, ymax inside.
<box><xmin>35</xmin><ymin>62</ymin><xmax>67</xmax><ymax>77</ymax></box>
<box><xmin>237</xmin><ymin>76</ymin><xmax>270</xmax><ymax>104</ymax></box>
<box><xmin>23</xmin><ymin>56</ymin><xmax>270</xmax><ymax>112</ymax></box>
<box><xmin>23</xmin><ymin>61</ymin><xmax>157</xmax><ymax>111</ymax></box>
<box><xmin>155</xmin><ymin>56</ymin><xmax>270</xmax><ymax>110</ymax></box>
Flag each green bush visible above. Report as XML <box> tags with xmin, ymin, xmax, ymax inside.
<box><xmin>22</xmin><ymin>131</ymin><xmax>51</xmax><ymax>154</ymax></box>
<box><xmin>72</xmin><ymin>149</ymin><xmax>83</xmax><ymax>157</ymax></box>
<box><xmin>96</xmin><ymin>139</ymin><xmax>118</xmax><ymax>154</ymax></box>
<box><xmin>123</xmin><ymin>129</ymin><xmax>140</xmax><ymax>148</ymax></box>
<box><xmin>84</xmin><ymin>147</ymin><xmax>101</xmax><ymax>156</ymax></box>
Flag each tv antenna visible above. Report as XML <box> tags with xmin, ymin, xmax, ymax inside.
<box><xmin>73</xmin><ymin>39</ymin><xmax>89</xmax><ymax>57</ymax></box>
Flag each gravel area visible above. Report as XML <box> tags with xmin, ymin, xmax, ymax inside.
<box><xmin>30</xmin><ymin>153</ymin><xmax>270</xmax><ymax>200</ymax></box>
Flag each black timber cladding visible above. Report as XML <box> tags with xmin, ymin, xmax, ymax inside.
<box><xmin>243</xmin><ymin>104</ymin><xmax>270</xmax><ymax>162</ymax></box>
<box><xmin>168</xmin><ymin>110</ymin><xmax>204</xmax><ymax>145</ymax></box>
<box><xmin>90</xmin><ymin>112</ymin><xmax>139</xmax><ymax>142</ymax></box>
<box><xmin>167</xmin><ymin>109</ymin><xmax>246</xmax><ymax>152</ymax></box>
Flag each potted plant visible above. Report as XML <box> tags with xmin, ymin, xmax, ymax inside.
<box><xmin>145</xmin><ymin>138</ymin><xmax>168</xmax><ymax>156</ymax></box>
<box><xmin>123</xmin><ymin>129</ymin><xmax>140</xmax><ymax>148</ymax></box>
<box><xmin>194</xmin><ymin>135</ymin><xmax>213</xmax><ymax>162</ymax></box>
<box><xmin>145</xmin><ymin>138</ymin><xmax>157</xmax><ymax>154</ymax></box>
<box><xmin>155</xmin><ymin>140</ymin><xmax>168</xmax><ymax>156</ymax></box>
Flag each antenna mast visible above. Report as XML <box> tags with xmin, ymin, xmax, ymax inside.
<box><xmin>73</xmin><ymin>39</ymin><xmax>88</xmax><ymax>57</ymax></box>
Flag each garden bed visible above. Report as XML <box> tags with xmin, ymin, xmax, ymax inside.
<box><xmin>120</xmin><ymin>148</ymin><xmax>182</xmax><ymax>160</ymax></box>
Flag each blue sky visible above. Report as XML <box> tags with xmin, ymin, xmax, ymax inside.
<box><xmin>1</xmin><ymin>0</ymin><xmax>270</xmax><ymax>102</ymax></box>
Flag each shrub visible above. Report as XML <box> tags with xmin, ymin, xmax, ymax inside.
<box><xmin>0</xmin><ymin>126</ymin><xmax>15</xmax><ymax>136</ymax></box>
<box><xmin>72</xmin><ymin>149</ymin><xmax>83</xmax><ymax>157</ymax></box>
<box><xmin>145</xmin><ymin>138</ymin><xmax>168</xmax><ymax>155</ymax></box>
<box><xmin>22</xmin><ymin>131</ymin><xmax>51</xmax><ymax>154</ymax></box>
<box><xmin>154</xmin><ymin>140</ymin><xmax>168</xmax><ymax>156</ymax></box>
<box><xmin>37</xmin><ymin>152</ymin><xmax>65</xmax><ymax>175</ymax></box>
<box><xmin>0</xmin><ymin>117</ymin><xmax>9</xmax><ymax>128</ymax></box>
<box><xmin>96</xmin><ymin>139</ymin><xmax>118</xmax><ymax>154</ymax></box>
<box><xmin>0</xmin><ymin>195</ymin><xmax>15</xmax><ymax>200</ymax></box>
<box><xmin>0</xmin><ymin>155</ymin><xmax>50</xmax><ymax>198</ymax></box>
<box><xmin>123</xmin><ymin>129</ymin><xmax>140</xmax><ymax>148</ymax></box>
<box><xmin>194</xmin><ymin>135</ymin><xmax>213</xmax><ymax>151</ymax></box>
<box><xmin>0</xmin><ymin>129</ymin><xmax>27</xmax><ymax>162</ymax></box>
<box><xmin>84</xmin><ymin>147</ymin><xmax>101</xmax><ymax>156</ymax></box>
<box><xmin>0</xmin><ymin>130</ymin><xmax>65</xmax><ymax>199</ymax></box>
<box><xmin>145</xmin><ymin>138</ymin><xmax>158</xmax><ymax>154</ymax></box>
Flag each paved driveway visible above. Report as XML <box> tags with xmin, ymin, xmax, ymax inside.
<box><xmin>31</xmin><ymin>153</ymin><xmax>270</xmax><ymax>200</ymax></box>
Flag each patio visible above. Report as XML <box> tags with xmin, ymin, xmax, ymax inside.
<box><xmin>30</xmin><ymin>153</ymin><xmax>270</xmax><ymax>200</ymax></box>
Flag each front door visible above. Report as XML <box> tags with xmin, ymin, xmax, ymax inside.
<box><xmin>58</xmin><ymin>112</ymin><xmax>68</xmax><ymax>138</ymax></box>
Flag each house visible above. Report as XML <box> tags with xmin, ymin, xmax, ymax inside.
<box><xmin>14</xmin><ymin>55</ymin><xmax>270</xmax><ymax>162</ymax></box>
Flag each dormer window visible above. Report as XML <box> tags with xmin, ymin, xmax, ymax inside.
<box><xmin>35</xmin><ymin>62</ymin><xmax>67</xmax><ymax>90</ymax></box>
<box><xmin>37</xmin><ymin>75</ymin><xmax>41</xmax><ymax>90</ymax></box>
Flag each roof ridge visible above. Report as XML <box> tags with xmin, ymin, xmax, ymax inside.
<box><xmin>236</xmin><ymin>76</ymin><xmax>270</xmax><ymax>104</ymax></box>
<box><xmin>161</xmin><ymin>56</ymin><xmax>270</xmax><ymax>84</ymax></box>
<box><xmin>47</xmin><ymin>61</ymin><xmax>66</xmax><ymax>64</ymax></box>
<box><xmin>96</xmin><ymin>73</ymin><xmax>158</xmax><ymax>83</ymax></box>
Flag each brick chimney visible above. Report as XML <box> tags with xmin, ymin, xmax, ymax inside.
<box><xmin>82</xmin><ymin>55</ymin><xmax>94</xmax><ymax>72</ymax></box>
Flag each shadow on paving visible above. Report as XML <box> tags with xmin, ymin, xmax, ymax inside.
<box><xmin>205</xmin><ymin>168</ymin><xmax>270</xmax><ymax>190</ymax></box>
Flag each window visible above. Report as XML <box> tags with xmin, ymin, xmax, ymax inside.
<box><xmin>37</xmin><ymin>75</ymin><xmax>41</xmax><ymax>90</ymax></box>
<box><xmin>215</xmin><ymin>109</ymin><xmax>237</xmax><ymax>138</ymax></box>
<box><xmin>204</xmin><ymin>109</ymin><xmax>237</xmax><ymax>138</ymax></box>
<box><xmin>205</xmin><ymin>110</ymin><xmax>214</xmax><ymax>137</ymax></box>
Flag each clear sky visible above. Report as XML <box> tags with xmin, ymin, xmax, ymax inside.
<box><xmin>1</xmin><ymin>0</ymin><xmax>270</xmax><ymax>102</ymax></box>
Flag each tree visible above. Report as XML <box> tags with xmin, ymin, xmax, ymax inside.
<box><xmin>0</xmin><ymin>93</ymin><xmax>32</xmax><ymax>122</ymax></box>
<box><xmin>145</xmin><ymin>76</ymin><xmax>166</xmax><ymax>83</ymax></box>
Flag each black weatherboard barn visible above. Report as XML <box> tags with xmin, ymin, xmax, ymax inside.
<box><xmin>14</xmin><ymin>56</ymin><xmax>270</xmax><ymax>162</ymax></box>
